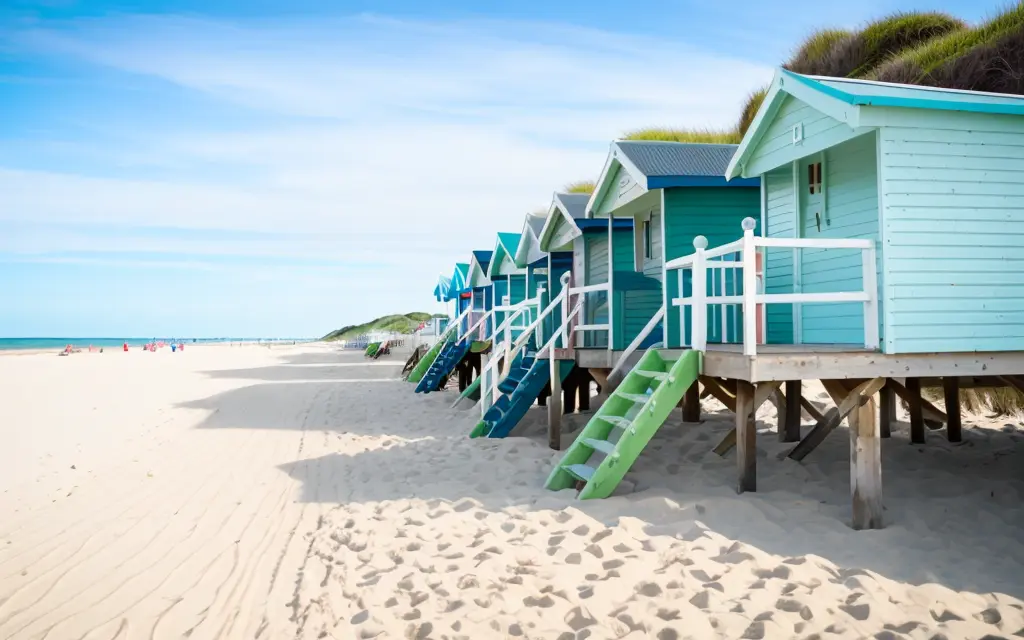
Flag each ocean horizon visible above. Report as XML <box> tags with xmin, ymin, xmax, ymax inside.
<box><xmin>0</xmin><ymin>337</ymin><xmax>305</xmax><ymax>351</ymax></box>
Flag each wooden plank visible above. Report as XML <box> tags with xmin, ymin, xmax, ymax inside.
<box><xmin>849</xmin><ymin>396</ymin><xmax>883</xmax><ymax>530</ymax></box>
<box><xmin>887</xmin><ymin>378</ymin><xmax>947</xmax><ymax>425</ymax></box>
<box><xmin>906</xmin><ymin>377</ymin><xmax>926</xmax><ymax>445</ymax></box>
<box><xmin>548</xmin><ymin>358</ymin><xmax>562</xmax><ymax>451</ymax></box>
<box><xmin>782</xmin><ymin>381</ymin><xmax>801</xmax><ymax>443</ymax></box>
<box><xmin>943</xmin><ymin>377</ymin><xmax>962</xmax><ymax>443</ymax></box>
<box><xmin>682</xmin><ymin>382</ymin><xmax>701</xmax><ymax>423</ymax></box>
<box><xmin>701</xmin><ymin>376</ymin><xmax>737</xmax><ymax>413</ymax></box>
<box><xmin>800</xmin><ymin>396</ymin><xmax>826</xmax><ymax>422</ymax></box>
<box><xmin>788</xmin><ymin>378</ymin><xmax>886</xmax><ymax>462</ymax></box>
<box><xmin>1000</xmin><ymin>375</ymin><xmax>1024</xmax><ymax>395</ymax></box>
<box><xmin>700</xmin><ymin>349</ymin><xmax>1024</xmax><ymax>383</ymax></box>
<box><xmin>712</xmin><ymin>382</ymin><xmax>783</xmax><ymax>456</ymax></box>
<box><xmin>879</xmin><ymin>381</ymin><xmax>894</xmax><ymax>439</ymax></box>
<box><xmin>736</xmin><ymin>380</ymin><xmax>756</xmax><ymax>494</ymax></box>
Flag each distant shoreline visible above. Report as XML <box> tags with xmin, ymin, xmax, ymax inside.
<box><xmin>0</xmin><ymin>338</ymin><xmax>311</xmax><ymax>356</ymax></box>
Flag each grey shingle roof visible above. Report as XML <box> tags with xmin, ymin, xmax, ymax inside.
<box><xmin>555</xmin><ymin>193</ymin><xmax>590</xmax><ymax>219</ymax></box>
<box><xmin>615</xmin><ymin>141</ymin><xmax>739</xmax><ymax>178</ymax></box>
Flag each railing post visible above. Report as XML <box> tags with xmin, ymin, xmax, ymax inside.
<box><xmin>560</xmin><ymin>273</ymin><xmax>571</xmax><ymax>349</ymax></box>
<box><xmin>692</xmin><ymin>236</ymin><xmax>708</xmax><ymax>351</ymax></box>
<box><xmin>862</xmin><ymin>243</ymin><xmax>879</xmax><ymax>350</ymax></box>
<box><xmin>677</xmin><ymin>268</ymin><xmax>685</xmax><ymax>348</ymax></box>
<box><xmin>741</xmin><ymin>217</ymin><xmax>758</xmax><ymax>357</ymax></box>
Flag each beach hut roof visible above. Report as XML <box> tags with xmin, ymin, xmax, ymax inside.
<box><xmin>442</xmin><ymin>262</ymin><xmax>469</xmax><ymax>301</ymax></box>
<box><xmin>488</xmin><ymin>233</ymin><xmax>524</xmax><ymax>278</ymax></box>
<box><xmin>515</xmin><ymin>213</ymin><xmax>548</xmax><ymax>268</ymax></box>
<box><xmin>588</xmin><ymin>140</ymin><xmax>757</xmax><ymax>217</ymax></box>
<box><xmin>433</xmin><ymin>274</ymin><xmax>452</xmax><ymax>302</ymax></box>
<box><xmin>727</xmin><ymin>68</ymin><xmax>1024</xmax><ymax>179</ymax></box>
<box><xmin>468</xmin><ymin>250</ymin><xmax>493</xmax><ymax>288</ymax></box>
<box><xmin>540</xmin><ymin>192</ymin><xmax>631</xmax><ymax>252</ymax></box>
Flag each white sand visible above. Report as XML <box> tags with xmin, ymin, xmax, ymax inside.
<box><xmin>1</xmin><ymin>343</ymin><xmax>1023</xmax><ymax>639</ymax></box>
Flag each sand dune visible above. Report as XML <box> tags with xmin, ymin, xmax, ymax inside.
<box><xmin>1</xmin><ymin>344</ymin><xmax>1022</xmax><ymax>639</ymax></box>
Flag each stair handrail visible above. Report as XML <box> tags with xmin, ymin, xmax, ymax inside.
<box><xmin>479</xmin><ymin>302</ymin><xmax>531</xmax><ymax>413</ymax></box>
<box><xmin>479</xmin><ymin>284</ymin><xmax>568</xmax><ymax>415</ymax></box>
<box><xmin>461</xmin><ymin>308</ymin><xmax>494</xmax><ymax>345</ymax></box>
<box><xmin>607</xmin><ymin>305</ymin><xmax>665</xmax><ymax>390</ymax></box>
<box><xmin>436</xmin><ymin>307</ymin><xmax>473</xmax><ymax>344</ymax></box>
<box><xmin>536</xmin><ymin>296</ymin><xmax>585</xmax><ymax>359</ymax></box>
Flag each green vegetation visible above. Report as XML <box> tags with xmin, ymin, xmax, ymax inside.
<box><xmin>322</xmin><ymin>312</ymin><xmax>441</xmax><ymax>341</ymax></box>
<box><xmin>563</xmin><ymin>180</ymin><xmax>596</xmax><ymax>194</ymax></box>
<box><xmin>623</xmin><ymin>127</ymin><xmax>740</xmax><ymax>144</ymax></box>
<box><xmin>737</xmin><ymin>87</ymin><xmax>769</xmax><ymax>137</ymax></box>
<box><xmin>784</xmin><ymin>28</ymin><xmax>856</xmax><ymax>75</ymax></box>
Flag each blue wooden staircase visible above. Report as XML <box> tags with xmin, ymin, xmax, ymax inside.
<box><xmin>470</xmin><ymin>354</ymin><xmax>574</xmax><ymax>438</ymax></box>
<box><xmin>415</xmin><ymin>340</ymin><xmax>471</xmax><ymax>394</ymax></box>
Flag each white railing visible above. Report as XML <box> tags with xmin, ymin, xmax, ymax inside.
<box><xmin>479</xmin><ymin>276</ymin><xmax>571</xmax><ymax>416</ymax></box>
<box><xmin>463</xmin><ymin>308</ymin><xmax>494</xmax><ymax>344</ymax></box>
<box><xmin>435</xmin><ymin>307</ymin><xmax>472</xmax><ymax>345</ymax></box>
<box><xmin>665</xmin><ymin>217</ymin><xmax>878</xmax><ymax>357</ymax></box>
<box><xmin>567</xmin><ymin>281</ymin><xmax>611</xmax><ymax>348</ymax></box>
<box><xmin>607</xmin><ymin>305</ymin><xmax>665</xmax><ymax>389</ymax></box>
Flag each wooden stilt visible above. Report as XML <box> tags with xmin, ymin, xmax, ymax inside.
<box><xmin>788</xmin><ymin>378</ymin><xmax>886</xmax><ymax>462</ymax></box>
<box><xmin>563</xmin><ymin>376</ymin><xmax>577</xmax><ymax>414</ymax></box>
<box><xmin>906</xmin><ymin>377</ymin><xmax>925</xmax><ymax>444</ymax></box>
<box><xmin>700</xmin><ymin>376</ymin><xmax>737</xmax><ymax>412</ymax></box>
<box><xmin>578</xmin><ymin>370</ymin><xmax>592</xmax><ymax>412</ymax></box>
<box><xmin>548</xmin><ymin>358</ymin><xmax>562</xmax><ymax>451</ymax></box>
<box><xmin>682</xmin><ymin>382</ymin><xmax>701</xmax><ymax>423</ymax></box>
<box><xmin>782</xmin><ymin>380</ymin><xmax>801</xmax><ymax>442</ymax></box>
<box><xmin>879</xmin><ymin>380</ymin><xmax>894</xmax><ymax>438</ymax></box>
<box><xmin>800</xmin><ymin>396</ymin><xmax>826</xmax><ymax>423</ymax></box>
<box><xmin>849</xmin><ymin>395</ymin><xmax>883</xmax><ymax>530</ymax></box>
<box><xmin>712</xmin><ymin>381</ymin><xmax>782</xmax><ymax>456</ymax></box>
<box><xmin>887</xmin><ymin>378</ymin><xmax>946</xmax><ymax>426</ymax></box>
<box><xmin>736</xmin><ymin>380</ymin><xmax>756</xmax><ymax>493</ymax></box>
<box><xmin>943</xmin><ymin>377</ymin><xmax>962</xmax><ymax>443</ymax></box>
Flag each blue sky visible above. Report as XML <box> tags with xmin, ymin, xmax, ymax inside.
<box><xmin>0</xmin><ymin>0</ymin><xmax>992</xmax><ymax>338</ymax></box>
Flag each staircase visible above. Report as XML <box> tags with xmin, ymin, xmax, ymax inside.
<box><xmin>470</xmin><ymin>353</ymin><xmax>574</xmax><ymax>438</ymax></box>
<box><xmin>545</xmin><ymin>349</ymin><xmax>701</xmax><ymax>499</ymax></box>
<box><xmin>415</xmin><ymin>340</ymin><xmax>471</xmax><ymax>394</ymax></box>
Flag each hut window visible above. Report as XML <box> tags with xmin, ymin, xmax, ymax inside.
<box><xmin>807</xmin><ymin>162</ymin><xmax>822</xmax><ymax>195</ymax></box>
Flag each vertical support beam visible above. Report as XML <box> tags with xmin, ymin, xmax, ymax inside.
<box><xmin>906</xmin><ymin>377</ymin><xmax>925</xmax><ymax>444</ymax></box>
<box><xmin>578</xmin><ymin>370</ymin><xmax>591</xmax><ymax>412</ymax></box>
<box><xmin>850</xmin><ymin>396</ymin><xmax>883</xmax><ymax>530</ymax></box>
<box><xmin>879</xmin><ymin>380</ymin><xmax>894</xmax><ymax>439</ymax></box>
<box><xmin>736</xmin><ymin>380</ymin><xmax>756</xmax><ymax>493</ymax></box>
<box><xmin>741</xmin><ymin>226</ymin><xmax>757</xmax><ymax>357</ymax></box>
<box><xmin>782</xmin><ymin>380</ymin><xmax>801</xmax><ymax>442</ymax></box>
<box><xmin>682</xmin><ymin>382</ymin><xmax>701</xmax><ymax>423</ymax></box>
<box><xmin>548</xmin><ymin>358</ymin><xmax>562</xmax><ymax>451</ymax></box>
<box><xmin>691</xmin><ymin>237</ymin><xmax>707</xmax><ymax>351</ymax></box>
<box><xmin>564</xmin><ymin>371</ymin><xmax>577</xmax><ymax>414</ymax></box>
<box><xmin>943</xmin><ymin>377</ymin><xmax>962</xmax><ymax>443</ymax></box>
<box><xmin>861</xmin><ymin>243</ymin><xmax>879</xmax><ymax>350</ymax></box>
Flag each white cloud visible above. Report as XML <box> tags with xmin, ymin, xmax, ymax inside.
<box><xmin>2</xmin><ymin>12</ymin><xmax>774</xmax><ymax>330</ymax></box>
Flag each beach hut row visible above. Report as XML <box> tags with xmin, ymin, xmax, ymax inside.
<box><xmin>409</xmin><ymin>68</ymin><xmax>1024</xmax><ymax>530</ymax></box>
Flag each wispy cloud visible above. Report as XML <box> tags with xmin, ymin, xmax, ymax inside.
<box><xmin>1</xmin><ymin>11</ymin><xmax>774</xmax><ymax>334</ymax></box>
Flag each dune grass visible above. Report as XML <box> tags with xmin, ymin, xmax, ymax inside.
<box><xmin>563</xmin><ymin>180</ymin><xmax>596</xmax><ymax>195</ymax></box>
<box><xmin>785</xmin><ymin>29</ymin><xmax>855</xmax><ymax>75</ymax></box>
<box><xmin>922</xmin><ymin>387</ymin><xmax>1024</xmax><ymax>418</ymax></box>
<box><xmin>323</xmin><ymin>312</ymin><xmax>437</xmax><ymax>341</ymax></box>
<box><xmin>737</xmin><ymin>87</ymin><xmax>769</xmax><ymax>137</ymax></box>
<box><xmin>622</xmin><ymin>127</ymin><xmax>741</xmax><ymax>144</ymax></box>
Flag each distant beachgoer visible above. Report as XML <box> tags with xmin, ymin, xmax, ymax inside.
<box><xmin>171</xmin><ymin>344</ymin><xmax>177</xmax><ymax>352</ymax></box>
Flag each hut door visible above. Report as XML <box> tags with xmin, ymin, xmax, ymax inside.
<box><xmin>798</xmin><ymin>156</ymin><xmax>825</xmax><ymax>343</ymax></box>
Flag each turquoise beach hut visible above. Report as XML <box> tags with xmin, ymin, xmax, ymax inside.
<box><xmin>726</xmin><ymin>69</ymin><xmax>1024</xmax><ymax>354</ymax></box>
<box><xmin>514</xmin><ymin>213</ymin><xmax>551</xmax><ymax>307</ymax></box>
<box><xmin>488</xmin><ymin>233</ymin><xmax>527</xmax><ymax>334</ymax></box>
<box><xmin>587</xmin><ymin>141</ymin><xmax>761</xmax><ymax>353</ymax></box>
<box><xmin>466</xmin><ymin>250</ymin><xmax>494</xmax><ymax>341</ymax></box>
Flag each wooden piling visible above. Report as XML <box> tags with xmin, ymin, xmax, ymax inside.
<box><xmin>879</xmin><ymin>380</ymin><xmax>894</xmax><ymax>439</ymax></box>
<box><xmin>736</xmin><ymin>380</ymin><xmax>756</xmax><ymax>494</ymax></box>
<box><xmin>682</xmin><ymin>382</ymin><xmax>701</xmax><ymax>423</ymax></box>
<box><xmin>906</xmin><ymin>377</ymin><xmax>925</xmax><ymax>444</ymax></box>
<box><xmin>943</xmin><ymin>377</ymin><xmax>962</xmax><ymax>443</ymax></box>
<box><xmin>548</xmin><ymin>358</ymin><xmax>562</xmax><ymax>451</ymax></box>
<box><xmin>782</xmin><ymin>381</ymin><xmax>801</xmax><ymax>442</ymax></box>
<box><xmin>849</xmin><ymin>395</ymin><xmax>883</xmax><ymax>530</ymax></box>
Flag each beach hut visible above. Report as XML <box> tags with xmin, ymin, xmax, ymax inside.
<box><xmin>412</xmin><ymin>261</ymin><xmax>477</xmax><ymax>393</ymax></box>
<box><xmin>466</xmin><ymin>250</ymin><xmax>494</xmax><ymax>341</ymax></box>
<box><xmin>488</xmin><ymin>233</ymin><xmax>528</xmax><ymax>336</ymax></box>
<box><xmin>551</xmin><ymin>70</ymin><xmax>1024</xmax><ymax>530</ymax></box>
<box><xmin>586</xmin><ymin>140</ymin><xmax>761</xmax><ymax>356</ymax></box>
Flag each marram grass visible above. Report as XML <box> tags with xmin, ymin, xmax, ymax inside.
<box><xmin>622</xmin><ymin>127</ymin><xmax>741</xmax><ymax>144</ymax></box>
<box><xmin>563</xmin><ymin>180</ymin><xmax>596</xmax><ymax>195</ymax></box>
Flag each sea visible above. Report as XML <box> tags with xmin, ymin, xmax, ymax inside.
<box><xmin>0</xmin><ymin>338</ymin><xmax>293</xmax><ymax>352</ymax></box>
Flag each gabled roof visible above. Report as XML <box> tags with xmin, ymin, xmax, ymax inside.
<box><xmin>442</xmin><ymin>263</ymin><xmax>469</xmax><ymax>301</ymax></box>
<box><xmin>539</xmin><ymin>192</ymin><xmax>586</xmax><ymax>252</ymax></box>
<box><xmin>514</xmin><ymin>213</ymin><xmax>548</xmax><ymax>268</ymax></box>
<box><xmin>433</xmin><ymin>275</ymin><xmax>452</xmax><ymax>302</ymax></box>
<box><xmin>487</xmin><ymin>232</ymin><xmax>525</xmax><ymax>277</ymax></box>
<box><xmin>468</xmin><ymin>250</ymin><xmax>493</xmax><ymax>288</ymax></box>
<box><xmin>589</xmin><ymin>140</ymin><xmax>757</xmax><ymax>216</ymax></box>
<box><xmin>727</xmin><ymin>68</ymin><xmax>1024</xmax><ymax>179</ymax></box>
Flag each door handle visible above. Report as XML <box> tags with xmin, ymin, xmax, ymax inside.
<box><xmin>815</xmin><ymin>211</ymin><xmax>821</xmax><ymax>232</ymax></box>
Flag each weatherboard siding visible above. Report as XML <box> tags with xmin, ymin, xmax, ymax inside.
<box><xmin>797</xmin><ymin>133</ymin><xmax>882</xmax><ymax>346</ymax></box>
<box><xmin>594</xmin><ymin>164</ymin><xmax>646</xmax><ymax>218</ymax></box>
<box><xmin>643</xmin><ymin>212</ymin><xmax>663</xmax><ymax>279</ymax></box>
<box><xmin>763</xmin><ymin>167</ymin><xmax>796</xmax><ymax>344</ymax></box>
<box><xmin>662</xmin><ymin>187</ymin><xmax>761</xmax><ymax>348</ymax></box>
<box><xmin>880</xmin><ymin>110</ymin><xmax>1024</xmax><ymax>353</ymax></box>
<box><xmin>745</xmin><ymin>95</ymin><xmax>862</xmax><ymax>177</ymax></box>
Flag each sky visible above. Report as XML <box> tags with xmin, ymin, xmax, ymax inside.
<box><xmin>0</xmin><ymin>0</ymin><xmax>993</xmax><ymax>338</ymax></box>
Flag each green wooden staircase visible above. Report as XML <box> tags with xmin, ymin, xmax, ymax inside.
<box><xmin>545</xmin><ymin>349</ymin><xmax>701</xmax><ymax>500</ymax></box>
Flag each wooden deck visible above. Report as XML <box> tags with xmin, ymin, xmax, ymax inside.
<box><xmin>576</xmin><ymin>345</ymin><xmax>1024</xmax><ymax>382</ymax></box>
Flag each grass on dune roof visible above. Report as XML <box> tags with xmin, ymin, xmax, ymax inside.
<box><xmin>622</xmin><ymin>127</ymin><xmax>741</xmax><ymax>144</ymax></box>
<box><xmin>563</xmin><ymin>180</ymin><xmax>595</xmax><ymax>195</ymax></box>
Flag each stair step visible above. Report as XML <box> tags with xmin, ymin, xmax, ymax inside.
<box><xmin>635</xmin><ymin>370</ymin><xmax>668</xmax><ymax>382</ymax></box>
<box><xmin>616</xmin><ymin>392</ymin><xmax>652</xmax><ymax>405</ymax></box>
<box><xmin>563</xmin><ymin>464</ymin><xmax>596</xmax><ymax>483</ymax></box>
<box><xmin>581</xmin><ymin>438</ymin><xmax>616</xmax><ymax>456</ymax></box>
<box><xmin>598</xmin><ymin>415</ymin><xmax>633</xmax><ymax>429</ymax></box>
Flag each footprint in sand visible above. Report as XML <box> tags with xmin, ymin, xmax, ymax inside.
<box><xmin>565</xmin><ymin>605</ymin><xmax>597</xmax><ymax>631</ymax></box>
<box><xmin>572</xmin><ymin>524</ymin><xmax>590</xmax><ymax>536</ymax></box>
<box><xmin>565</xmin><ymin>552</ymin><xmax>582</xmax><ymax>564</ymax></box>
<box><xmin>523</xmin><ymin>594</ymin><xmax>556</xmax><ymax>608</ymax></box>
<box><xmin>776</xmin><ymin>598</ymin><xmax>813</xmax><ymax>621</ymax></box>
<box><xmin>585</xmin><ymin>543</ymin><xmax>604</xmax><ymax>558</ymax></box>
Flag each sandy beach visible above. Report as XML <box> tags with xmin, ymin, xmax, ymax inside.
<box><xmin>2</xmin><ymin>343</ymin><xmax>1023</xmax><ymax>639</ymax></box>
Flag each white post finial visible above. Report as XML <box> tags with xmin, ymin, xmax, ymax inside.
<box><xmin>741</xmin><ymin>217</ymin><xmax>757</xmax><ymax>233</ymax></box>
<box><xmin>693</xmin><ymin>235</ymin><xmax>708</xmax><ymax>250</ymax></box>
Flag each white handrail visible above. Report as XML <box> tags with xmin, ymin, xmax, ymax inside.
<box><xmin>437</xmin><ymin>307</ymin><xmax>473</xmax><ymax>344</ymax></box>
<box><xmin>665</xmin><ymin>217</ymin><xmax>879</xmax><ymax>357</ymax></box>
<box><xmin>608</xmin><ymin>305</ymin><xmax>665</xmax><ymax>388</ymax></box>
<box><xmin>462</xmin><ymin>309</ymin><xmax>493</xmax><ymax>343</ymax></box>
<box><xmin>568</xmin><ymin>283</ymin><xmax>610</xmax><ymax>295</ymax></box>
<box><xmin>536</xmin><ymin>297</ymin><xmax>584</xmax><ymax>358</ymax></box>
